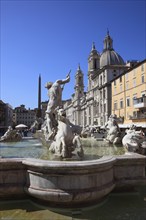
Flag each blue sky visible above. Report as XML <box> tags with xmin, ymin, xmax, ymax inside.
<box><xmin>0</xmin><ymin>0</ymin><xmax>146</xmax><ymax>109</ymax></box>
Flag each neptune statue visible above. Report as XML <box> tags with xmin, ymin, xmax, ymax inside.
<box><xmin>42</xmin><ymin>72</ymin><xmax>84</xmax><ymax>159</ymax></box>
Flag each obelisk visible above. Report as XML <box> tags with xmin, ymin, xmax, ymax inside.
<box><xmin>36</xmin><ymin>74</ymin><xmax>42</xmax><ymax>118</ymax></box>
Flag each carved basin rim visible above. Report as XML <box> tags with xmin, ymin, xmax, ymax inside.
<box><xmin>22</xmin><ymin>156</ymin><xmax>116</xmax><ymax>168</ymax></box>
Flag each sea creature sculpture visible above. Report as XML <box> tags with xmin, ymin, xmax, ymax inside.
<box><xmin>122</xmin><ymin>124</ymin><xmax>145</xmax><ymax>152</ymax></box>
<box><xmin>104</xmin><ymin>114</ymin><xmax>121</xmax><ymax>144</ymax></box>
<box><xmin>49</xmin><ymin>109</ymin><xmax>84</xmax><ymax>158</ymax></box>
<box><xmin>0</xmin><ymin>126</ymin><xmax>22</xmax><ymax>142</ymax></box>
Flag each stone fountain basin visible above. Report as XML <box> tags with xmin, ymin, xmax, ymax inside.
<box><xmin>0</xmin><ymin>153</ymin><xmax>146</xmax><ymax>207</ymax></box>
<box><xmin>23</xmin><ymin>156</ymin><xmax>115</xmax><ymax>207</ymax></box>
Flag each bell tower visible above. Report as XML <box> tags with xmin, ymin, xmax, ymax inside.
<box><xmin>74</xmin><ymin>64</ymin><xmax>84</xmax><ymax>100</ymax></box>
<box><xmin>88</xmin><ymin>42</ymin><xmax>100</xmax><ymax>71</ymax></box>
<box><xmin>88</xmin><ymin>42</ymin><xmax>100</xmax><ymax>90</ymax></box>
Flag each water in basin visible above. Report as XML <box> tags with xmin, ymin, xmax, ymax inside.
<box><xmin>0</xmin><ymin>137</ymin><xmax>125</xmax><ymax>160</ymax></box>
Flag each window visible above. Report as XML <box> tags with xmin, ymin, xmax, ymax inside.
<box><xmin>126</xmin><ymin>82</ymin><xmax>129</xmax><ymax>90</ymax></box>
<box><xmin>142</xmin><ymin>74</ymin><xmax>145</xmax><ymax>83</ymax></box>
<box><xmin>100</xmin><ymin>91</ymin><xmax>102</xmax><ymax>99</ymax></box>
<box><xmin>133</xmin><ymin>94</ymin><xmax>137</xmax><ymax>105</ymax></box>
<box><xmin>125</xmin><ymin>72</ymin><xmax>128</xmax><ymax>80</ymax></box>
<box><xmin>114</xmin><ymin>80</ymin><xmax>116</xmax><ymax>86</ymax></box>
<box><xmin>100</xmin><ymin>76</ymin><xmax>102</xmax><ymax>86</ymax></box>
<box><xmin>114</xmin><ymin>87</ymin><xmax>117</xmax><ymax>95</ymax></box>
<box><xmin>119</xmin><ymin>76</ymin><xmax>122</xmax><ymax>83</ymax></box>
<box><xmin>103</xmin><ymin>74</ymin><xmax>105</xmax><ymax>83</ymax></box>
<box><xmin>120</xmin><ymin>99</ymin><xmax>123</xmax><ymax>108</ymax></box>
<box><xmin>89</xmin><ymin>106</ymin><xmax>91</xmax><ymax>115</ymax></box>
<box><xmin>133</xmin><ymin>78</ymin><xmax>136</xmax><ymax>87</ymax></box>
<box><xmin>113</xmin><ymin>70</ymin><xmax>116</xmax><ymax>77</ymax></box>
<box><xmin>126</xmin><ymin>97</ymin><xmax>130</xmax><ymax>107</ymax></box>
<box><xmin>103</xmin><ymin>89</ymin><xmax>106</xmax><ymax>99</ymax></box>
<box><xmin>141</xmin><ymin>64</ymin><xmax>144</xmax><ymax>72</ymax></box>
<box><xmin>141</xmin><ymin>92</ymin><xmax>146</xmax><ymax>97</ymax></box>
<box><xmin>133</xmin><ymin>69</ymin><xmax>136</xmax><ymax>77</ymax></box>
<box><xmin>93</xmin><ymin>59</ymin><xmax>97</xmax><ymax>69</ymax></box>
<box><xmin>114</xmin><ymin>102</ymin><xmax>117</xmax><ymax>110</ymax></box>
<box><xmin>100</xmin><ymin>104</ymin><xmax>102</xmax><ymax>112</ymax></box>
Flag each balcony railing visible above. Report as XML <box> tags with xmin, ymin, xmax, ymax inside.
<box><xmin>133</xmin><ymin>96</ymin><xmax>146</xmax><ymax>108</ymax></box>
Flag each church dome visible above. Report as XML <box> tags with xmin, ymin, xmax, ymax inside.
<box><xmin>100</xmin><ymin>31</ymin><xmax>125</xmax><ymax>68</ymax></box>
<box><xmin>100</xmin><ymin>49</ymin><xmax>125</xmax><ymax>68</ymax></box>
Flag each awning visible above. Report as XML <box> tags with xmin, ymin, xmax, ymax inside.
<box><xmin>118</xmin><ymin>123</ymin><xmax>146</xmax><ymax>128</ymax></box>
<box><xmin>15</xmin><ymin>124</ymin><xmax>28</xmax><ymax>129</ymax></box>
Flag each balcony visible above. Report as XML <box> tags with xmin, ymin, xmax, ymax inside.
<box><xmin>129</xmin><ymin>111</ymin><xmax>146</xmax><ymax>120</ymax></box>
<box><xmin>133</xmin><ymin>96</ymin><xmax>146</xmax><ymax>108</ymax></box>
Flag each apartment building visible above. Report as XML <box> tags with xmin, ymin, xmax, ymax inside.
<box><xmin>111</xmin><ymin>59</ymin><xmax>146</xmax><ymax>127</ymax></box>
<box><xmin>0</xmin><ymin>100</ymin><xmax>13</xmax><ymax>134</ymax></box>
<box><xmin>13</xmin><ymin>105</ymin><xmax>36</xmax><ymax>127</ymax></box>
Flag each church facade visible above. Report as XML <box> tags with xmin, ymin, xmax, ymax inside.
<box><xmin>63</xmin><ymin>31</ymin><xmax>131</xmax><ymax>127</ymax></box>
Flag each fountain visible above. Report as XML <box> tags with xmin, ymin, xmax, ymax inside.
<box><xmin>40</xmin><ymin>72</ymin><xmax>85</xmax><ymax>159</ymax></box>
<box><xmin>0</xmin><ymin>126</ymin><xmax>22</xmax><ymax>142</ymax></box>
<box><xmin>0</xmin><ymin>75</ymin><xmax>146</xmax><ymax>209</ymax></box>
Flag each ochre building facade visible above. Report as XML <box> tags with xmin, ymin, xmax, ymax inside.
<box><xmin>111</xmin><ymin>60</ymin><xmax>146</xmax><ymax>127</ymax></box>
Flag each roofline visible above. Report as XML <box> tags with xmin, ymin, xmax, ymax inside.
<box><xmin>111</xmin><ymin>59</ymin><xmax>146</xmax><ymax>83</ymax></box>
<box><xmin>91</xmin><ymin>65</ymin><xmax>128</xmax><ymax>80</ymax></box>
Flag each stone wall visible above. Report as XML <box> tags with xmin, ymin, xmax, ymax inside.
<box><xmin>0</xmin><ymin>159</ymin><xmax>26</xmax><ymax>199</ymax></box>
<box><xmin>114</xmin><ymin>153</ymin><xmax>146</xmax><ymax>189</ymax></box>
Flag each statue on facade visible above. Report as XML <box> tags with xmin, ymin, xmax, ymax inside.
<box><xmin>49</xmin><ymin>108</ymin><xmax>84</xmax><ymax>158</ymax></box>
<box><xmin>0</xmin><ymin>126</ymin><xmax>22</xmax><ymax>142</ymax></box>
<box><xmin>80</xmin><ymin>94</ymin><xmax>86</xmax><ymax>104</ymax></box>
<box><xmin>122</xmin><ymin>124</ymin><xmax>145</xmax><ymax>152</ymax></box>
<box><xmin>104</xmin><ymin>114</ymin><xmax>122</xmax><ymax>144</ymax></box>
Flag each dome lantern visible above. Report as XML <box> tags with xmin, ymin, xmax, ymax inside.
<box><xmin>100</xmin><ymin>31</ymin><xmax>125</xmax><ymax>68</ymax></box>
<box><xmin>103</xmin><ymin>29</ymin><xmax>113</xmax><ymax>51</ymax></box>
